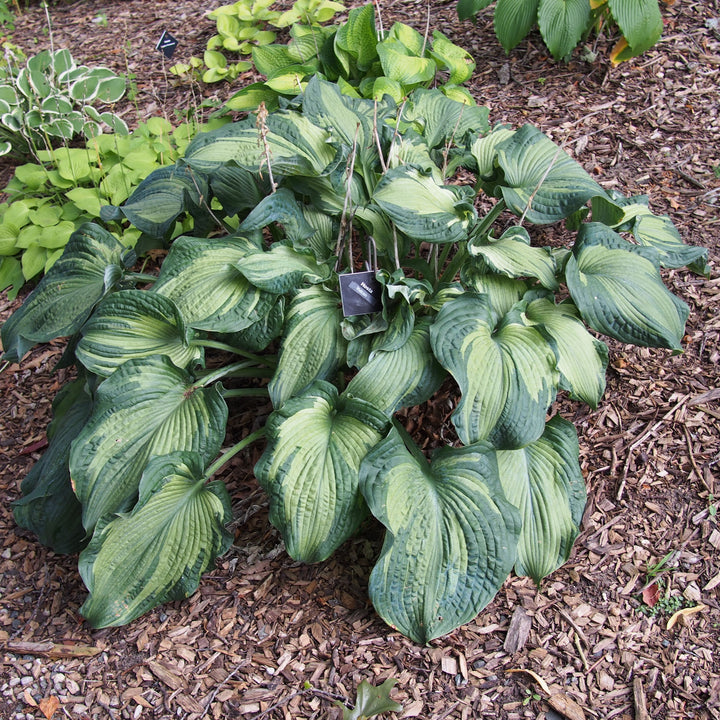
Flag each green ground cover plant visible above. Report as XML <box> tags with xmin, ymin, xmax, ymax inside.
<box><xmin>457</xmin><ymin>0</ymin><xmax>667</xmax><ymax>63</ymax></box>
<box><xmin>2</xmin><ymin>75</ymin><xmax>706</xmax><ymax>643</ymax></box>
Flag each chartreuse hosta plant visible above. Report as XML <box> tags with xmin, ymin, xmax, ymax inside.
<box><xmin>223</xmin><ymin>3</ymin><xmax>477</xmax><ymax>112</ymax></box>
<box><xmin>3</xmin><ymin>77</ymin><xmax>707</xmax><ymax>643</ymax></box>
<box><xmin>458</xmin><ymin>0</ymin><xmax>667</xmax><ymax>63</ymax></box>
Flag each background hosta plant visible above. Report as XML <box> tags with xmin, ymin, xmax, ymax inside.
<box><xmin>457</xmin><ymin>0</ymin><xmax>668</xmax><ymax>63</ymax></box>
<box><xmin>3</xmin><ymin>76</ymin><xmax>706</xmax><ymax>642</ymax></box>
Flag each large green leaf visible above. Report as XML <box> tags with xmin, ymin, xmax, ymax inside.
<box><xmin>1</xmin><ymin>224</ymin><xmax>133</xmax><ymax>364</ymax></box>
<box><xmin>495</xmin><ymin>125</ymin><xmax>604</xmax><ymax>224</ymax></box>
<box><xmin>334</xmin><ymin>3</ymin><xmax>378</xmax><ymax>73</ymax></box>
<box><xmin>496</xmin><ymin>415</ymin><xmax>586</xmax><ymax>583</ymax></box>
<box><xmin>268</xmin><ymin>286</ymin><xmax>346</xmax><ymax>407</ymax></box>
<box><xmin>12</xmin><ymin>375</ymin><xmax>95</xmax><ymax>554</ymax></box>
<box><xmin>457</xmin><ymin>0</ymin><xmax>494</xmax><ymax>21</ymax></box>
<box><xmin>78</xmin><ymin>451</ymin><xmax>232</xmax><ymax>628</ymax></box>
<box><xmin>183</xmin><ymin>111</ymin><xmax>335</xmax><ymax>176</ymax></box>
<box><xmin>152</xmin><ymin>235</ymin><xmax>275</xmax><ymax>333</ymax></box>
<box><xmin>430</xmin><ymin>294</ymin><xmax>558</xmax><ymax>449</ymax></box>
<box><xmin>429</xmin><ymin>30</ymin><xmax>476</xmax><ymax>85</ymax></box>
<box><xmin>377</xmin><ymin>41</ymin><xmax>436</xmax><ymax>87</ymax></box>
<box><xmin>537</xmin><ymin>0</ymin><xmax>591</xmax><ymax>60</ymax></box>
<box><xmin>238</xmin><ymin>187</ymin><xmax>317</xmax><ymax>247</ymax></box>
<box><xmin>345</xmin><ymin>317</ymin><xmax>446</xmax><ymax>415</ymax></box>
<box><xmin>608</xmin><ymin>0</ymin><xmax>662</xmax><ymax>55</ymax></box>
<box><xmin>76</xmin><ymin>290</ymin><xmax>202</xmax><ymax>377</ymax></box>
<box><xmin>256</xmin><ymin>381</ymin><xmax>388</xmax><ymax>563</ymax></box>
<box><xmin>565</xmin><ymin>223</ymin><xmax>689</xmax><ymax>349</ymax></box>
<box><xmin>525</xmin><ymin>296</ymin><xmax>607</xmax><ymax>408</ymax></box>
<box><xmin>494</xmin><ymin>0</ymin><xmax>540</xmax><ymax>53</ymax></box>
<box><xmin>372</xmin><ymin>166</ymin><xmax>476</xmax><ymax>244</ymax></box>
<box><xmin>70</xmin><ymin>355</ymin><xmax>228</xmax><ymax>532</ymax></box>
<box><xmin>359</xmin><ymin>428</ymin><xmax>520</xmax><ymax>643</ymax></box>
<box><xmin>468</xmin><ymin>225</ymin><xmax>558</xmax><ymax>290</ymax></box>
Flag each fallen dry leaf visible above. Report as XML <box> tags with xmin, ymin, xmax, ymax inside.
<box><xmin>642</xmin><ymin>582</ymin><xmax>660</xmax><ymax>607</ymax></box>
<box><xmin>548</xmin><ymin>692</ymin><xmax>587</xmax><ymax>720</ymax></box>
<box><xmin>666</xmin><ymin>603</ymin><xmax>707</xmax><ymax>630</ymax></box>
<box><xmin>506</xmin><ymin>668</ymin><xmax>551</xmax><ymax>694</ymax></box>
<box><xmin>39</xmin><ymin>696</ymin><xmax>60</xmax><ymax>720</ymax></box>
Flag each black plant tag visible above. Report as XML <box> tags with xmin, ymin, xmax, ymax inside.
<box><xmin>339</xmin><ymin>271</ymin><xmax>383</xmax><ymax>317</ymax></box>
<box><xmin>156</xmin><ymin>31</ymin><xmax>179</xmax><ymax>58</ymax></box>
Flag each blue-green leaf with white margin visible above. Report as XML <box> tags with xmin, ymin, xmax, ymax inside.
<box><xmin>525</xmin><ymin>295</ymin><xmax>607</xmax><ymax>408</ymax></box>
<box><xmin>75</xmin><ymin>289</ymin><xmax>203</xmax><ymax>377</ymax></box>
<box><xmin>430</xmin><ymin>293</ymin><xmax>558</xmax><ymax>449</ymax></box>
<box><xmin>494</xmin><ymin>124</ymin><xmax>605</xmax><ymax>224</ymax></box>
<box><xmin>268</xmin><ymin>285</ymin><xmax>346</xmax><ymax>407</ymax></box>
<box><xmin>70</xmin><ymin>355</ymin><xmax>228</xmax><ymax>532</ymax></box>
<box><xmin>565</xmin><ymin>223</ymin><xmax>689</xmax><ymax>349</ymax></box>
<box><xmin>372</xmin><ymin>166</ymin><xmax>476</xmax><ymax>244</ymax></box>
<box><xmin>255</xmin><ymin>381</ymin><xmax>388</xmax><ymax>563</ymax></box>
<box><xmin>153</xmin><ymin>235</ymin><xmax>276</xmax><ymax>333</ymax></box>
<box><xmin>1</xmin><ymin>223</ymin><xmax>134</xmax><ymax>364</ymax></box>
<box><xmin>468</xmin><ymin>225</ymin><xmax>558</xmax><ymax>290</ymax></box>
<box><xmin>359</xmin><ymin>428</ymin><xmax>520</xmax><ymax>643</ymax></box>
<box><xmin>78</xmin><ymin>450</ymin><xmax>232</xmax><ymax>628</ymax></box>
<box><xmin>496</xmin><ymin>414</ymin><xmax>585</xmax><ymax>584</ymax></box>
<box><xmin>345</xmin><ymin>317</ymin><xmax>446</xmax><ymax>416</ymax></box>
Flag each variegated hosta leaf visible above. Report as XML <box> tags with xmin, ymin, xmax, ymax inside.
<box><xmin>525</xmin><ymin>296</ymin><xmax>608</xmax><ymax>408</ymax></box>
<box><xmin>255</xmin><ymin>381</ymin><xmax>388</xmax><ymax>563</ymax></box>
<box><xmin>152</xmin><ymin>235</ymin><xmax>275</xmax><ymax>333</ymax></box>
<box><xmin>346</xmin><ymin>317</ymin><xmax>446</xmax><ymax>415</ymax></box>
<box><xmin>496</xmin><ymin>415</ymin><xmax>586</xmax><ymax>584</ymax></box>
<box><xmin>238</xmin><ymin>188</ymin><xmax>317</xmax><ymax>247</ymax></box>
<box><xmin>76</xmin><ymin>290</ymin><xmax>203</xmax><ymax>377</ymax></box>
<box><xmin>12</xmin><ymin>375</ymin><xmax>94</xmax><ymax>554</ymax></box>
<box><xmin>70</xmin><ymin>355</ymin><xmax>228</xmax><ymax>532</ymax></box>
<box><xmin>183</xmin><ymin>110</ymin><xmax>335</xmax><ymax>176</ymax></box>
<box><xmin>460</xmin><ymin>267</ymin><xmax>527</xmax><ymax>318</ymax></box>
<box><xmin>431</xmin><ymin>294</ymin><xmax>558</xmax><ymax>449</ymax></box>
<box><xmin>236</xmin><ymin>244</ymin><xmax>332</xmax><ymax>295</ymax></box>
<box><xmin>494</xmin><ymin>124</ymin><xmax>604</xmax><ymax>224</ymax></box>
<box><xmin>359</xmin><ymin>428</ymin><xmax>520</xmax><ymax>644</ymax></box>
<box><xmin>268</xmin><ymin>285</ymin><xmax>347</xmax><ymax>407</ymax></box>
<box><xmin>372</xmin><ymin>166</ymin><xmax>477</xmax><ymax>244</ymax></box>
<box><xmin>79</xmin><ymin>451</ymin><xmax>232</xmax><ymax>628</ymax></box>
<box><xmin>1</xmin><ymin>223</ymin><xmax>133</xmax><ymax>364</ymax></box>
<box><xmin>565</xmin><ymin>223</ymin><xmax>689</xmax><ymax>349</ymax></box>
<box><xmin>468</xmin><ymin>225</ymin><xmax>558</xmax><ymax>290</ymax></box>
<box><xmin>470</xmin><ymin>126</ymin><xmax>515</xmax><ymax>179</ymax></box>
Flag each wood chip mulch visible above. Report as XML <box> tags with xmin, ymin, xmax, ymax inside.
<box><xmin>1</xmin><ymin>0</ymin><xmax>719</xmax><ymax>718</ymax></box>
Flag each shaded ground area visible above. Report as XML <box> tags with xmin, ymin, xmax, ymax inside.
<box><xmin>1</xmin><ymin>0</ymin><xmax>719</xmax><ymax>718</ymax></box>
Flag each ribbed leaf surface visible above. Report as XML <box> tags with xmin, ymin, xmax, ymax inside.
<box><xmin>608</xmin><ymin>0</ymin><xmax>662</xmax><ymax>55</ymax></box>
<box><xmin>537</xmin><ymin>0</ymin><xmax>591</xmax><ymax>60</ymax></box>
<box><xmin>360</xmin><ymin>429</ymin><xmax>520</xmax><ymax>643</ymax></box>
<box><xmin>494</xmin><ymin>0</ymin><xmax>540</xmax><ymax>52</ymax></box>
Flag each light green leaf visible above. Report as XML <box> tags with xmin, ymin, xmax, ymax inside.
<box><xmin>256</xmin><ymin>381</ymin><xmax>388</xmax><ymax>563</ymax></box>
<box><xmin>461</xmin><ymin>268</ymin><xmax>528</xmax><ymax>317</ymax></box>
<box><xmin>78</xmin><ymin>451</ymin><xmax>232</xmax><ymax>628</ymax></box>
<box><xmin>496</xmin><ymin>415</ymin><xmax>586</xmax><ymax>583</ymax></box>
<box><xmin>470</xmin><ymin>126</ymin><xmax>515</xmax><ymax>178</ymax></box>
<box><xmin>70</xmin><ymin>355</ymin><xmax>228</xmax><ymax>532</ymax></box>
<box><xmin>631</xmin><ymin>212</ymin><xmax>708</xmax><ymax>271</ymax></box>
<box><xmin>608</xmin><ymin>0</ymin><xmax>662</xmax><ymax>55</ymax></box>
<box><xmin>537</xmin><ymin>0</ymin><xmax>591</xmax><ymax>60</ymax></box>
<box><xmin>429</xmin><ymin>30</ymin><xmax>476</xmax><ymax>84</ymax></box>
<box><xmin>268</xmin><ymin>285</ymin><xmax>347</xmax><ymax>407</ymax></box>
<box><xmin>359</xmin><ymin>428</ymin><xmax>520</xmax><ymax>643</ymax></box>
<box><xmin>430</xmin><ymin>293</ymin><xmax>558</xmax><ymax>448</ymax></box>
<box><xmin>334</xmin><ymin>3</ymin><xmax>378</xmax><ymax>73</ymax></box>
<box><xmin>494</xmin><ymin>0</ymin><xmax>540</xmax><ymax>53</ymax></box>
<box><xmin>76</xmin><ymin>290</ymin><xmax>203</xmax><ymax>377</ymax></box>
<box><xmin>341</xmin><ymin>679</ymin><xmax>403</xmax><ymax>720</ymax></box>
<box><xmin>1</xmin><ymin>224</ymin><xmax>133</xmax><ymax>364</ymax></box>
<box><xmin>377</xmin><ymin>41</ymin><xmax>436</xmax><ymax>87</ymax></box>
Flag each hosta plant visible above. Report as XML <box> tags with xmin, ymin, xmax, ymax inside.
<box><xmin>3</xmin><ymin>76</ymin><xmax>707</xmax><ymax>643</ymax></box>
<box><xmin>457</xmin><ymin>0</ymin><xmax>668</xmax><ymax>63</ymax></box>
<box><xmin>0</xmin><ymin>44</ymin><xmax>128</xmax><ymax>159</ymax></box>
<box><xmin>223</xmin><ymin>3</ymin><xmax>477</xmax><ymax>111</ymax></box>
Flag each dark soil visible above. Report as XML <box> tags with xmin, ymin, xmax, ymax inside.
<box><xmin>1</xmin><ymin>1</ymin><xmax>719</xmax><ymax>719</ymax></box>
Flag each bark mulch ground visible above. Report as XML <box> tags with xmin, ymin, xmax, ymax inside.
<box><xmin>1</xmin><ymin>1</ymin><xmax>719</xmax><ymax>718</ymax></box>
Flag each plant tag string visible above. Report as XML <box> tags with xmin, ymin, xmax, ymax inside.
<box><xmin>156</xmin><ymin>31</ymin><xmax>179</xmax><ymax>58</ymax></box>
<box><xmin>339</xmin><ymin>237</ymin><xmax>383</xmax><ymax>317</ymax></box>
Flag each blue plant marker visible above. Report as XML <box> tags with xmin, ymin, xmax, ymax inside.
<box><xmin>156</xmin><ymin>31</ymin><xmax>179</xmax><ymax>59</ymax></box>
<box><xmin>339</xmin><ymin>271</ymin><xmax>383</xmax><ymax>317</ymax></box>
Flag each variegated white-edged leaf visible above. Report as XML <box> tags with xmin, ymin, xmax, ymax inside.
<box><xmin>79</xmin><ymin>451</ymin><xmax>232</xmax><ymax>628</ymax></box>
<box><xmin>525</xmin><ymin>296</ymin><xmax>607</xmax><ymax>408</ymax></box>
<box><xmin>255</xmin><ymin>381</ymin><xmax>388</xmax><ymax>562</ymax></box>
<box><xmin>1</xmin><ymin>223</ymin><xmax>133</xmax><ymax>364</ymax></box>
<box><xmin>359</xmin><ymin>428</ymin><xmax>520</xmax><ymax>643</ymax></box>
<box><xmin>345</xmin><ymin>317</ymin><xmax>446</xmax><ymax>415</ymax></box>
<box><xmin>70</xmin><ymin>355</ymin><xmax>228</xmax><ymax>532</ymax></box>
<box><xmin>471</xmin><ymin>126</ymin><xmax>515</xmax><ymax>179</ymax></box>
<box><xmin>430</xmin><ymin>293</ymin><xmax>558</xmax><ymax>449</ymax></box>
<box><xmin>268</xmin><ymin>286</ymin><xmax>346</xmax><ymax>407</ymax></box>
<box><xmin>76</xmin><ymin>290</ymin><xmax>203</xmax><ymax>377</ymax></box>
<box><xmin>152</xmin><ymin>235</ymin><xmax>275</xmax><ymax>333</ymax></box>
<box><xmin>496</xmin><ymin>414</ymin><xmax>586</xmax><ymax>583</ymax></box>
<box><xmin>468</xmin><ymin>225</ymin><xmax>558</xmax><ymax>290</ymax></box>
